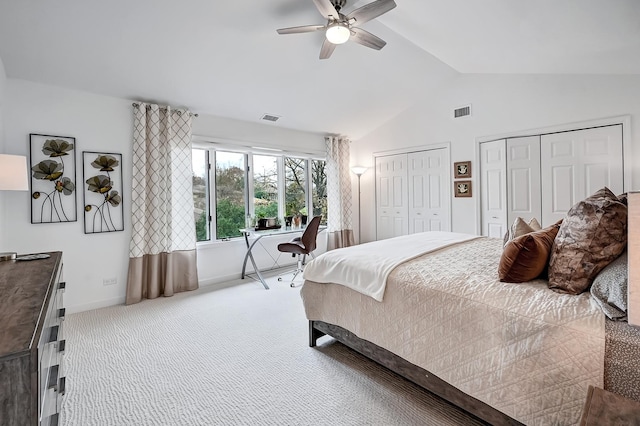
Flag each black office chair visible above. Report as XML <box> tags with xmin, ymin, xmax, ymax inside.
<box><xmin>277</xmin><ymin>215</ymin><xmax>322</xmax><ymax>288</ymax></box>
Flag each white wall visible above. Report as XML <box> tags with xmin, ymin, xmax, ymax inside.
<box><xmin>3</xmin><ymin>79</ymin><xmax>326</xmax><ymax>313</ymax></box>
<box><xmin>352</xmin><ymin>74</ymin><xmax>640</xmax><ymax>242</ymax></box>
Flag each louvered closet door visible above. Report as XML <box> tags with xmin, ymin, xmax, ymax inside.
<box><xmin>408</xmin><ymin>149</ymin><xmax>450</xmax><ymax>233</ymax></box>
<box><xmin>480</xmin><ymin>140</ymin><xmax>507</xmax><ymax>238</ymax></box>
<box><xmin>376</xmin><ymin>154</ymin><xmax>409</xmax><ymax>240</ymax></box>
<box><xmin>506</xmin><ymin>136</ymin><xmax>542</xmax><ymax>227</ymax></box>
<box><xmin>541</xmin><ymin>125</ymin><xmax>623</xmax><ymax>225</ymax></box>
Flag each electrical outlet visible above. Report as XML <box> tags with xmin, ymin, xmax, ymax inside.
<box><xmin>103</xmin><ymin>277</ymin><xmax>117</xmax><ymax>286</ymax></box>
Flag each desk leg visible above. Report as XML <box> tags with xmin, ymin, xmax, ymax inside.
<box><xmin>241</xmin><ymin>233</ymin><xmax>250</xmax><ymax>279</ymax></box>
<box><xmin>241</xmin><ymin>233</ymin><xmax>269</xmax><ymax>290</ymax></box>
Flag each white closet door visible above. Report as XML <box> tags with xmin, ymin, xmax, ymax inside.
<box><xmin>376</xmin><ymin>154</ymin><xmax>408</xmax><ymax>240</ymax></box>
<box><xmin>541</xmin><ymin>125</ymin><xmax>623</xmax><ymax>225</ymax></box>
<box><xmin>480</xmin><ymin>140</ymin><xmax>507</xmax><ymax>238</ymax></box>
<box><xmin>407</xmin><ymin>148</ymin><xmax>450</xmax><ymax>233</ymax></box>
<box><xmin>506</xmin><ymin>136</ymin><xmax>542</xmax><ymax>227</ymax></box>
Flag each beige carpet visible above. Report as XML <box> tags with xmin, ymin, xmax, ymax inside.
<box><xmin>61</xmin><ymin>275</ymin><xmax>484</xmax><ymax>426</ymax></box>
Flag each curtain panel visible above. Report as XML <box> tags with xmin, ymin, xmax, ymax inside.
<box><xmin>126</xmin><ymin>103</ymin><xmax>199</xmax><ymax>304</ymax></box>
<box><xmin>325</xmin><ymin>136</ymin><xmax>355</xmax><ymax>250</ymax></box>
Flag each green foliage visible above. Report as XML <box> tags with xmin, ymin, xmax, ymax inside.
<box><xmin>216</xmin><ymin>198</ymin><xmax>245</xmax><ymax>239</ymax></box>
<box><xmin>255</xmin><ymin>202</ymin><xmax>278</xmax><ymax>219</ymax></box>
<box><xmin>195</xmin><ymin>211</ymin><xmax>208</xmax><ymax>242</ymax></box>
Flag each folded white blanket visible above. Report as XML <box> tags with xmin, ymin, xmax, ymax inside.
<box><xmin>303</xmin><ymin>231</ymin><xmax>481</xmax><ymax>301</ymax></box>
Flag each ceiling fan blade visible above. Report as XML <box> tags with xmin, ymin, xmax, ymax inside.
<box><xmin>350</xmin><ymin>27</ymin><xmax>387</xmax><ymax>50</ymax></box>
<box><xmin>312</xmin><ymin>0</ymin><xmax>340</xmax><ymax>19</ymax></box>
<box><xmin>319</xmin><ymin>39</ymin><xmax>337</xmax><ymax>59</ymax></box>
<box><xmin>277</xmin><ymin>25</ymin><xmax>325</xmax><ymax>35</ymax></box>
<box><xmin>347</xmin><ymin>0</ymin><xmax>396</xmax><ymax>25</ymax></box>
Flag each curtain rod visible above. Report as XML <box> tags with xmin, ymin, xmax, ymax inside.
<box><xmin>132</xmin><ymin>102</ymin><xmax>198</xmax><ymax>117</ymax></box>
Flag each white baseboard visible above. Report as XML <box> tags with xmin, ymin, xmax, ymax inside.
<box><xmin>67</xmin><ymin>296</ymin><xmax>126</xmax><ymax>315</ymax></box>
<box><xmin>67</xmin><ymin>267</ymin><xmax>298</xmax><ymax>314</ymax></box>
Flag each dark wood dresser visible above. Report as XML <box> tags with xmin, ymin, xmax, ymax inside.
<box><xmin>0</xmin><ymin>252</ymin><xmax>66</xmax><ymax>426</ymax></box>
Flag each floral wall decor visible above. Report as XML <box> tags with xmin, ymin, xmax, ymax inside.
<box><xmin>82</xmin><ymin>152</ymin><xmax>124</xmax><ymax>233</ymax></box>
<box><xmin>30</xmin><ymin>134</ymin><xmax>77</xmax><ymax>223</ymax></box>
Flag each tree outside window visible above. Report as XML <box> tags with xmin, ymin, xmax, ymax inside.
<box><xmin>253</xmin><ymin>155</ymin><xmax>278</xmax><ymax>220</ymax></box>
<box><xmin>215</xmin><ymin>152</ymin><xmax>245</xmax><ymax>239</ymax></box>
<box><xmin>312</xmin><ymin>160</ymin><xmax>327</xmax><ymax>225</ymax></box>
<box><xmin>285</xmin><ymin>157</ymin><xmax>306</xmax><ymax>218</ymax></box>
<box><xmin>192</xmin><ymin>148</ymin><xmax>209</xmax><ymax>242</ymax></box>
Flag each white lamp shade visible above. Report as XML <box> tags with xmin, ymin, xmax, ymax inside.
<box><xmin>0</xmin><ymin>154</ymin><xmax>29</xmax><ymax>191</ymax></box>
<box><xmin>351</xmin><ymin>166</ymin><xmax>368</xmax><ymax>176</ymax></box>
<box><xmin>326</xmin><ymin>24</ymin><xmax>350</xmax><ymax>44</ymax></box>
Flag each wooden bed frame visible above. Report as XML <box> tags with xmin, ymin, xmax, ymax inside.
<box><xmin>309</xmin><ymin>320</ymin><xmax>524</xmax><ymax>426</ymax></box>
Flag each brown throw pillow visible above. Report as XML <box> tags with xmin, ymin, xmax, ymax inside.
<box><xmin>548</xmin><ymin>187</ymin><xmax>627</xmax><ymax>295</ymax></box>
<box><xmin>503</xmin><ymin>217</ymin><xmax>542</xmax><ymax>246</ymax></box>
<box><xmin>499</xmin><ymin>221</ymin><xmax>562</xmax><ymax>283</ymax></box>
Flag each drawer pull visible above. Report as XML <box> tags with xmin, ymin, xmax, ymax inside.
<box><xmin>58</xmin><ymin>308</ymin><xmax>66</xmax><ymax>319</ymax></box>
<box><xmin>58</xmin><ymin>339</ymin><xmax>66</xmax><ymax>353</ymax></box>
<box><xmin>59</xmin><ymin>282</ymin><xmax>66</xmax><ymax>291</ymax></box>
<box><xmin>48</xmin><ymin>326</ymin><xmax>59</xmax><ymax>343</ymax></box>
<box><xmin>59</xmin><ymin>376</ymin><xmax>66</xmax><ymax>395</ymax></box>
<box><xmin>48</xmin><ymin>365</ymin><xmax>59</xmax><ymax>390</ymax></box>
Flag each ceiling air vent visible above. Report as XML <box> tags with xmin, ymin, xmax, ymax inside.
<box><xmin>454</xmin><ymin>105</ymin><xmax>471</xmax><ymax>119</ymax></box>
<box><xmin>261</xmin><ymin>114</ymin><xmax>281</xmax><ymax>122</ymax></box>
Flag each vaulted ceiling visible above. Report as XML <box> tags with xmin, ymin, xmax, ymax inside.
<box><xmin>0</xmin><ymin>0</ymin><xmax>638</xmax><ymax>139</ymax></box>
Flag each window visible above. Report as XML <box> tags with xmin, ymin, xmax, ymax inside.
<box><xmin>284</xmin><ymin>157</ymin><xmax>306</xmax><ymax>217</ymax></box>
<box><xmin>192</xmin><ymin>148</ymin><xmax>210</xmax><ymax>242</ymax></box>
<box><xmin>311</xmin><ymin>159</ymin><xmax>328</xmax><ymax>225</ymax></box>
<box><xmin>192</xmin><ymin>146</ymin><xmax>326</xmax><ymax>241</ymax></box>
<box><xmin>253</xmin><ymin>155</ymin><xmax>279</xmax><ymax>220</ymax></box>
<box><xmin>215</xmin><ymin>151</ymin><xmax>246</xmax><ymax>240</ymax></box>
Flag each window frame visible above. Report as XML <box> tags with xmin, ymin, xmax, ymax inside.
<box><xmin>192</xmin><ymin>140</ymin><xmax>325</xmax><ymax>245</ymax></box>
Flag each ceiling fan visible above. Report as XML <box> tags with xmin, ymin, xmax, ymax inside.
<box><xmin>276</xmin><ymin>0</ymin><xmax>397</xmax><ymax>59</ymax></box>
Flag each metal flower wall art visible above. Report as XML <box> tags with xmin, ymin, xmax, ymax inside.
<box><xmin>30</xmin><ymin>134</ymin><xmax>77</xmax><ymax>223</ymax></box>
<box><xmin>82</xmin><ymin>152</ymin><xmax>124</xmax><ymax>233</ymax></box>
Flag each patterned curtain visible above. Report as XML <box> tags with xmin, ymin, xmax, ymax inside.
<box><xmin>126</xmin><ymin>103</ymin><xmax>199</xmax><ymax>305</ymax></box>
<box><xmin>325</xmin><ymin>136</ymin><xmax>355</xmax><ymax>250</ymax></box>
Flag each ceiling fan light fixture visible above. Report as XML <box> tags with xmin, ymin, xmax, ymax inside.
<box><xmin>326</xmin><ymin>23</ymin><xmax>350</xmax><ymax>44</ymax></box>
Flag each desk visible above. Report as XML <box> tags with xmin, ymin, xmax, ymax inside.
<box><xmin>240</xmin><ymin>227</ymin><xmax>312</xmax><ymax>289</ymax></box>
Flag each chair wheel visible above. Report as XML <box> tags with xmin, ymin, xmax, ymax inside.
<box><xmin>290</xmin><ymin>283</ymin><xmax>295</xmax><ymax>288</ymax></box>
<box><xmin>277</xmin><ymin>277</ymin><xmax>282</xmax><ymax>281</ymax></box>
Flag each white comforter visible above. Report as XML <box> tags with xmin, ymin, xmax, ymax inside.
<box><xmin>303</xmin><ymin>231</ymin><xmax>479</xmax><ymax>301</ymax></box>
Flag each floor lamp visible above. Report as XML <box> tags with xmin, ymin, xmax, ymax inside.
<box><xmin>351</xmin><ymin>166</ymin><xmax>367</xmax><ymax>244</ymax></box>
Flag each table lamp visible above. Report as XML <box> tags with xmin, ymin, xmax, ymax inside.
<box><xmin>0</xmin><ymin>154</ymin><xmax>29</xmax><ymax>260</ymax></box>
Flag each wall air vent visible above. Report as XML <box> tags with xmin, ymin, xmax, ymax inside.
<box><xmin>454</xmin><ymin>105</ymin><xmax>471</xmax><ymax>118</ymax></box>
<box><xmin>261</xmin><ymin>114</ymin><xmax>281</xmax><ymax>122</ymax></box>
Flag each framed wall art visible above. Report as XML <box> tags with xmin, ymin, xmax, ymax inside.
<box><xmin>82</xmin><ymin>151</ymin><xmax>124</xmax><ymax>233</ymax></box>
<box><xmin>454</xmin><ymin>161</ymin><xmax>472</xmax><ymax>178</ymax></box>
<box><xmin>454</xmin><ymin>180</ymin><xmax>472</xmax><ymax>198</ymax></box>
<box><xmin>30</xmin><ymin>134</ymin><xmax>77</xmax><ymax>224</ymax></box>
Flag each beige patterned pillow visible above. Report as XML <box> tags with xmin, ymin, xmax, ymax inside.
<box><xmin>503</xmin><ymin>217</ymin><xmax>542</xmax><ymax>246</ymax></box>
<box><xmin>548</xmin><ymin>187</ymin><xmax>627</xmax><ymax>295</ymax></box>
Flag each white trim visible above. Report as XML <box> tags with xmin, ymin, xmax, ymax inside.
<box><xmin>372</xmin><ymin>142</ymin><xmax>450</xmax><ymax>159</ymax></box>
<box><xmin>193</xmin><ymin>134</ymin><xmax>325</xmax><ymax>159</ymax></box>
<box><xmin>474</xmin><ymin>115</ymin><xmax>632</xmax><ymax>234</ymax></box>
<box><xmin>67</xmin><ymin>296</ymin><xmax>126</xmax><ymax>314</ymax></box>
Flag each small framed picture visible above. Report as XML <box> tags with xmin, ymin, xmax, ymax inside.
<box><xmin>454</xmin><ymin>161</ymin><xmax>471</xmax><ymax>178</ymax></box>
<box><xmin>454</xmin><ymin>180</ymin><xmax>472</xmax><ymax>198</ymax></box>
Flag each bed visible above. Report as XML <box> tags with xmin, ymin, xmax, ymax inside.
<box><xmin>300</xmin><ymin>231</ymin><xmax>640</xmax><ymax>425</ymax></box>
